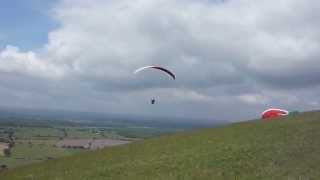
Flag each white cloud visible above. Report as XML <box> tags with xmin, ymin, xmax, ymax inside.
<box><xmin>0</xmin><ymin>46</ymin><xmax>65</xmax><ymax>79</ymax></box>
<box><xmin>0</xmin><ymin>0</ymin><xmax>320</xmax><ymax>120</ymax></box>
<box><xmin>4</xmin><ymin>0</ymin><xmax>320</xmax><ymax>83</ymax></box>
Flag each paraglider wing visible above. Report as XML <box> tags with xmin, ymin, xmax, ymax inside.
<box><xmin>261</xmin><ymin>108</ymin><xmax>289</xmax><ymax>120</ymax></box>
<box><xmin>134</xmin><ymin>66</ymin><xmax>176</xmax><ymax>80</ymax></box>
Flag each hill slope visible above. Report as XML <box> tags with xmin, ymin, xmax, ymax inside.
<box><xmin>2</xmin><ymin>111</ymin><xmax>320</xmax><ymax>180</ymax></box>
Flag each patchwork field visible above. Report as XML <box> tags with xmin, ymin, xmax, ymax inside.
<box><xmin>56</xmin><ymin>139</ymin><xmax>131</xmax><ymax>150</ymax></box>
<box><xmin>0</xmin><ymin>119</ymin><xmax>184</xmax><ymax>169</ymax></box>
<box><xmin>0</xmin><ymin>126</ymin><xmax>135</xmax><ymax>168</ymax></box>
<box><xmin>0</xmin><ymin>139</ymin><xmax>83</xmax><ymax>168</ymax></box>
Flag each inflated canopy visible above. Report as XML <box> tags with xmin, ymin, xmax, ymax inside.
<box><xmin>134</xmin><ymin>66</ymin><xmax>176</xmax><ymax>80</ymax></box>
<box><xmin>261</xmin><ymin>108</ymin><xmax>289</xmax><ymax>120</ymax></box>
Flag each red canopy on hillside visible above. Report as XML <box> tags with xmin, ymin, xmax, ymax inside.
<box><xmin>261</xmin><ymin>108</ymin><xmax>289</xmax><ymax>120</ymax></box>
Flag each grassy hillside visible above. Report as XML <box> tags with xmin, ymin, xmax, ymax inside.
<box><xmin>1</xmin><ymin>111</ymin><xmax>320</xmax><ymax>180</ymax></box>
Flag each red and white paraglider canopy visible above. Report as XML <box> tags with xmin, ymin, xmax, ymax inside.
<box><xmin>134</xmin><ymin>66</ymin><xmax>176</xmax><ymax>80</ymax></box>
<box><xmin>261</xmin><ymin>108</ymin><xmax>289</xmax><ymax>120</ymax></box>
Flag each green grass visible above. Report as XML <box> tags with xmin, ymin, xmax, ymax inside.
<box><xmin>113</xmin><ymin>127</ymin><xmax>177</xmax><ymax>138</ymax></box>
<box><xmin>1</xmin><ymin>111</ymin><xmax>320</xmax><ymax>180</ymax></box>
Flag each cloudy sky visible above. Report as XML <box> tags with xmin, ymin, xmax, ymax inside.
<box><xmin>0</xmin><ymin>0</ymin><xmax>320</xmax><ymax>122</ymax></box>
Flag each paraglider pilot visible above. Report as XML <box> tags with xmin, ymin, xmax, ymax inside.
<box><xmin>134</xmin><ymin>66</ymin><xmax>175</xmax><ymax>105</ymax></box>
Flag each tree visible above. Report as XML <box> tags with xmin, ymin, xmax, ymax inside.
<box><xmin>0</xmin><ymin>164</ymin><xmax>8</xmax><ymax>171</ymax></box>
<box><xmin>4</xmin><ymin>148</ymin><xmax>11</xmax><ymax>157</ymax></box>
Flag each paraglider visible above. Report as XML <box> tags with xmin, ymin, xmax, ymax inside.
<box><xmin>134</xmin><ymin>66</ymin><xmax>175</xmax><ymax>104</ymax></box>
<box><xmin>134</xmin><ymin>66</ymin><xmax>176</xmax><ymax>80</ymax></box>
<box><xmin>261</xmin><ymin>108</ymin><xmax>289</xmax><ymax>120</ymax></box>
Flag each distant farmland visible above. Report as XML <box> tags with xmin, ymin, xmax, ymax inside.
<box><xmin>0</xmin><ymin>126</ymin><xmax>138</xmax><ymax>169</ymax></box>
<box><xmin>56</xmin><ymin>138</ymin><xmax>132</xmax><ymax>150</ymax></box>
<box><xmin>0</xmin><ymin>116</ymin><xmax>190</xmax><ymax>169</ymax></box>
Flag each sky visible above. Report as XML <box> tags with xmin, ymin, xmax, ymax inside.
<box><xmin>0</xmin><ymin>0</ymin><xmax>320</xmax><ymax>122</ymax></box>
<box><xmin>0</xmin><ymin>0</ymin><xmax>58</xmax><ymax>50</ymax></box>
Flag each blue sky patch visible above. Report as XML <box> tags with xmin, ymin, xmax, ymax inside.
<box><xmin>0</xmin><ymin>0</ymin><xmax>58</xmax><ymax>50</ymax></box>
